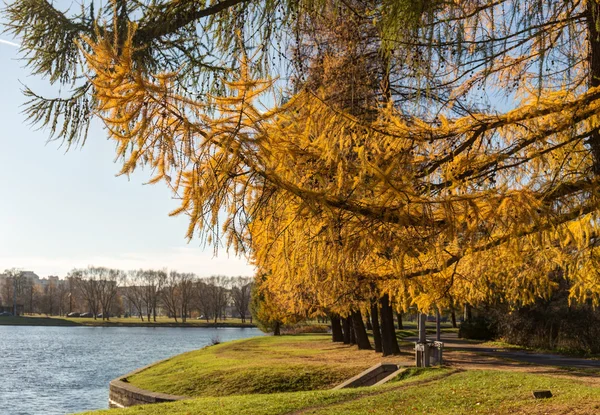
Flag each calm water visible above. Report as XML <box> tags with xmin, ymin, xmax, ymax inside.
<box><xmin>0</xmin><ymin>326</ymin><xmax>263</xmax><ymax>415</ymax></box>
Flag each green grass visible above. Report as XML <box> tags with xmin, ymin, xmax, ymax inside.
<box><xmin>79</xmin><ymin>369</ymin><xmax>600</xmax><ymax>415</ymax></box>
<box><xmin>0</xmin><ymin>315</ymin><xmax>254</xmax><ymax>327</ymax></box>
<box><xmin>305</xmin><ymin>370</ymin><xmax>600</xmax><ymax>415</ymax></box>
<box><xmin>126</xmin><ymin>334</ymin><xmax>389</xmax><ymax>397</ymax></box>
<box><xmin>125</xmin><ymin>323</ymin><xmax>457</xmax><ymax>398</ymax></box>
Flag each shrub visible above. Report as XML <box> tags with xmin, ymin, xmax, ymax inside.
<box><xmin>281</xmin><ymin>324</ymin><xmax>329</xmax><ymax>335</ymax></box>
<box><xmin>458</xmin><ymin>316</ymin><xmax>496</xmax><ymax>340</ymax></box>
<box><xmin>209</xmin><ymin>334</ymin><xmax>221</xmax><ymax>346</ymax></box>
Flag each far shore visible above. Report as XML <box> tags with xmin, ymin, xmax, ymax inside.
<box><xmin>0</xmin><ymin>315</ymin><xmax>256</xmax><ymax>328</ymax></box>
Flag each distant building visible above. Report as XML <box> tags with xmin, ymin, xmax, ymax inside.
<box><xmin>0</xmin><ymin>271</ymin><xmax>41</xmax><ymax>285</ymax></box>
<box><xmin>38</xmin><ymin>275</ymin><xmax>59</xmax><ymax>288</ymax></box>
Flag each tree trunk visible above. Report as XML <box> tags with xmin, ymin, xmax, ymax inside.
<box><xmin>330</xmin><ymin>314</ymin><xmax>344</xmax><ymax>342</ymax></box>
<box><xmin>342</xmin><ymin>316</ymin><xmax>352</xmax><ymax>344</ymax></box>
<box><xmin>349</xmin><ymin>318</ymin><xmax>356</xmax><ymax>345</ymax></box>
<box><xmin>351</xmin><ymin>310</ymin><xmax>372</xmax><ymax>350</ymax></box>
<box><xmin>379</xmin><ymin>307</ymin><xmax>393</xmax><ymax>356</ymax></box>
<box><xmin>418</xmin><ymin>312</ymin><xmax>427</xmax><ymax>343</ymax></box>
<box><xmin>587</xmin><ymin>1</ymin><xmax>600</xmax><ymax>174</ymax></box>
<box><xmin>464</xmin><ymin>303</ymin><xmax>472</xmax><ymax>321</ymax></box>
<box><xmin>370</xmin><ymin>301</ymin><xmax>383</xmax><ymax>353</ymax></box>
<box><xmin>436</xmin><ymin>309</ymin><xmax>441</xmax><ymax>342</ymax></box>
<box><xmin>396</xmin><ymin>311</ymin><xmax>403</xmax><ymax>330</ymax></box>
<box><xmin>274</xmin><ymin>321</ymin><xmax>281</xmax><ymax>336</ymax></box>
<box><xmin>379</xmin><ymin>294</ymin><xmax>400</xmax><ymax>356</ymax></box>
<box><xmin>451</xmin><ymin>308</ymin><xmax>457</xmax><ymax>328</ymax></box>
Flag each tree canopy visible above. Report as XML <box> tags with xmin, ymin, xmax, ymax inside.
<box><xmin>6</xmin><ymin>0</ymin><xmax>600</xmax><ymax>321</ymax></box>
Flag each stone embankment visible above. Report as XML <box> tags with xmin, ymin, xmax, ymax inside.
<box><xmin>108</xmin><ymin>361</ymin><xmax>187</xmax><ymax>408</ymax></box>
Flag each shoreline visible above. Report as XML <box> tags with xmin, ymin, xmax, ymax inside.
<box><xmin>0</xmin><ymin>316</ymin><xmax>256</xmax><ymax>328</ymax></box>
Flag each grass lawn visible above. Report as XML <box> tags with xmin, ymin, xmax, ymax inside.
<box><xmin>80</xmin><ymin>368</ymin><xmax>600</xmax><ymax>415</ymax></box>
<box><xmin>0</xmin><ymin>315</ymin><xmax>254</xmax><ymax>327</ymax></box>
<box><xmin>126</xmin><ymin>334</ymin><xmax>393</xmax><ymax>397</ymax></box>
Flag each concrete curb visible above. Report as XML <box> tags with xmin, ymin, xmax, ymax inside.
<box><xmin>332</xmin><ymin>363</ymin><xmax>401</xmax><ymax>389</ymax></box>
<box><xmin>372</xmin><ymin>367</ymin><xmax>408</xmax><ymax>386</ymax></box>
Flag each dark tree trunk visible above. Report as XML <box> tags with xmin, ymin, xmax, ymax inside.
<box><xmin>330</xmin><ymin>314</ymin><xmax>344</xmax><ymax>342</ymax></box>
<box><xmin>370</xmin><ymin>301</ymin><xmax>383</xmax><ymax>353</ymax></box>
<box><xmin>379</xmin><ymin>308</ymin><xmax>393</xmax><ymax>356</ymax></box>
<box><xmin>351</xmin><ymin>310</ymin><xmax>372</xmax><ymax>350</ymax></box>
<box><xmin>349</xmin><ymin>318</ymin><xmax>356</xmax><ymax>345</ymax></box>
<box><xmin>274</xmin><ymin>321</ymin><xmax>281</xmax><ymax>336</ymax></box>
<box><xmin>451</xmin><ymin>308</ymin><xmax>457</xmax><ymax>328</ymax></box>
<box><xmin>379</xmin><ymin>295</ymin><xmax>400</xmax><ymax>356</ymax></box>
<box><xmin>342</xmin><ymin>316</ymin><xmax>351</xmax><ymax>344</ymax></box>
<box><xmin>587</xmin><ymin>1</ymin><xmax>600</xmax><ymax>174</ymax></box>
<box><xmin>464</xmin><ymin>303</ymin><xmax>472</xmax><ymax>321</ymax></box>
<box><xmin>396</xmin><ymin>311</ymin><xmax>403</xmax><ymax>330</ymax></box>
<box><xmin>436</xmin><ymin>309</ymin><xmax>441</xmax><ymax>342</ymax></box>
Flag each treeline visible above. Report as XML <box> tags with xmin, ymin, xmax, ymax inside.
<box><xmin>120</xmin><ymin>270</ymin><xmax>252</xmax><ymax>323</ymax></box>
<box><xmin>0</xmin><ymin>268</ymin><xmax>252</xmax><ymax>323</ymax></box>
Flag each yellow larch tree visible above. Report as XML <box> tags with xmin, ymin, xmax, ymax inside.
<box><xmin>7</xmin><ymin>0</ymin><xmax>600</xmax><ymax>345</ymax></box>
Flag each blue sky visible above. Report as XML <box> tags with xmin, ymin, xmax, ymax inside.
<box><xmin>0</xmin><ymin>36</ymin><xmax>254</xmax><ymax>277</ymax></box>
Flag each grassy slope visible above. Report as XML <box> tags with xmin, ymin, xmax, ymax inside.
<box><xmin>0</xmin><ymin>316</ymin><xmax>254</xmax><ymax>327</ymax></box>
<box><xmin>126</xmin><ymin>334</ymin><xmax>390</xmax><ymax>397</ymax></box>
<box><xmin>81</xmin><ymin>369</ymin><xmax>600</xmax><ymax>415</ymax></box>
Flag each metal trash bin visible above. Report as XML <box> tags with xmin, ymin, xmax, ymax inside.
<box><xmin>431</xmin><ymin>341</ymin><xmax>444</xmax><ymax>366</ymax></box>
<box><xmin>415</xmin><ymin>340</ymin><xmax>444</xmax><ymax>367</ymax></box>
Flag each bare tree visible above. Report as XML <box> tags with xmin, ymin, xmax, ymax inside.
<box><xmin>141</xmin><ymin>269</ymin><xmax>165</xmax><ymax>322</ymax></box>
<box><xmin>193</xmin><ymin>280</ymin><xmax>212</xmax><ymax>322</ymax></box>
<box><xmin>179</xmin><ymin>273</ymin><xmax>195</xmax><ymax>323</ymax></box>
<box><xmin>41</xmin><ymin>279</ymin><xmax>57</xmax><ymax>315</ymax></box>
<box><xmin>161</xmin><ymin>271</ymin><xmax>182</xmax><ymax>322</ymax></box>
<box><xmin>206</xmin><ymin>276</ymin><xmax>229</xmax><ymax>323</ymax></box>
<box><xmin>2</xmin><ymin>268</ymin><xmax>26</xmax><ymax>315</ymax></box>
<box><xmin>71</xmin><ymin>269</ymin><xmax>100</xmax><ymax>319</ymax></box>
<box><xmin>123</xmin><ymin>270</ymin><xmax>149</xmax><ymax>320</ymax></box>
<box><xmin>231</xmin><ymin>277</ymin><xmax>252</xmax><ymax>323</ymax></box>
<box><xmin>95</xmin><ymin>268</ymin><xmax>122</xmax><ymax>320</ymax></box>
<box><xmin>56</xmin><ymin>280</ymin><xmax>70</xmax><ymax>316</ymax></box>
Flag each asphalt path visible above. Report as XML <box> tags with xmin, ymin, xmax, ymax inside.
<box><xmin>403</xmin><ymin>332</ymin><xmax>600</xmax><ymax>369</ymax></box>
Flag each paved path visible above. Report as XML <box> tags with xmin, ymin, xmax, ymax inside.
<box><xmin>403</xmin><ymin>332</ymin><xmax>600</xmax><ymax>369</ymax></box>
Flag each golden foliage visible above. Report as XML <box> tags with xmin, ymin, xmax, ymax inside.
<box><xmin>79</xmin><ymin>20</ymin><xmax>600</xmax><ymax>317</ymax></box>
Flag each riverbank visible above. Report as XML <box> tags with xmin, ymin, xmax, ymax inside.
<box><xmin>80</xmin><ymin>332</ymin><xmax>600</xmax><ymax>415</ymax></box>
<box><xmin>84</xmin><ymin>370</ymin><xmax>600</xmax><ymax>414</ymax></box>
<box><xmin>0</xmin><ymin>316</ymin><xmax>255</xmax><ymax>328</ymax></box>
<box><xmin>78</xmin><ymin>332</ymin><xmax>600</xmax><ymax>415</ymax></box>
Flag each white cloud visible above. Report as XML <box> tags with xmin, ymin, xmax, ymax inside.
<box><xmin>0</xmin><ymin>39</ymin><xmax>20</xmax><ymax>48</ymax></box>
<box><xmin>0</xmin><ymin>247</ymin><xmax>255</xmax><ymax>277</ymax></box>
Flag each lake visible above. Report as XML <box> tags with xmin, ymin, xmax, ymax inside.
<box><xmin>0</xmin><ymin>325</ymin><xmax>263</xmax><ymax>415</ymax></box>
